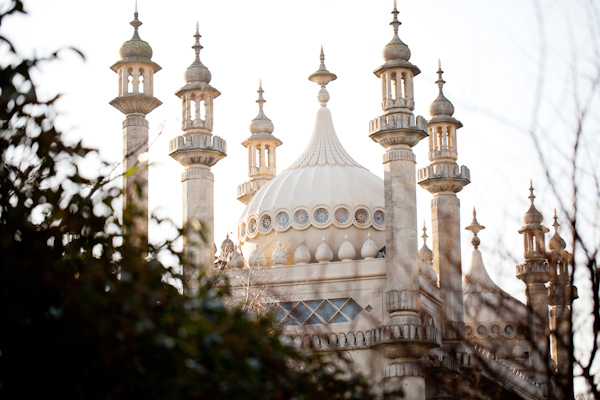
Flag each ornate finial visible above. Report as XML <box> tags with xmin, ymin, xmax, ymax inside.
<box><xmin>436</xmin><ymin>59</ymin><xmax>445</xmax><ymax>93</ymax></box>
<box><xmin>465</xmin><ymin>207</ymin><xmax>486</xmax><ymax>249</ymax></box>
<box><xmin>308</xmin><ymin>47</ymin><xmax>337</xmax><ymax>107</ymax></box>
<box><xmin>421</xmin><ymin>220</ymin><xmax>428</xmax><ymax>244</ymax></box>
<box><xmin>391</xmin><ymin>0</ymin><xmax>401</xmax><ymax>35</ymax></box>
<box><xmin>256</xmin><ymin>79</ymin><xmax>265</xmax><ymax>111</ymax></box>
<box><xmin>130</xmin><ymin>1</ymin><xmax>143</xmax><ymax>40</ymax></box>
<box><xmin>552</xmin><ymin>209</ymin><xmax>560</xmax><ymax>232</ymax></box>
<box><xmin>528</xmin><ymin>180</ymin><xmax>536</xmax><ymax>204</ymax></box>
<box><xmin>192</xmin><ymin>22</ymin><xmax>203</xmax><ymax>62</ymax></box>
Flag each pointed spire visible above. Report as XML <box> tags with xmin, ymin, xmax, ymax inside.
<box><xmin>523</xmin><ymin>181</ymin><xmax>544</xmax><ymax>224</ymax></box>
<box><xmin>465</xmin><ymin>207</ymin><xmax>485</xmax><ymax>249</ymax></box>
<box><xmin>308</xmin><ymin>47</ymin><xmax>337</xmax><ymax>107</ymax></box>
<box><xmin>256</xmin><ymin>79</ymin><xmax>266</xmax><ymax>112</ymax></box>
<box><xmin>390</xmin><ymin>0</ymin><xmax>401</xmax><ymax>35</ymax></box>
<box><xmin>130</xmin><ymin>1</ymin><xmax>143</xmax><ymax>40</ymax></box>
<box><xmin>419</xmin><ymin>221</ymin><xmax>433</xmax><ymax>263</ymax></box>
<box><xmin>192</xmin><ymin>21</ymin><xmax>203</xmax><ymax>63</ymax></box>
<box><xmin>421</xmin><ymin>220</ymin><xmax>429</xmax><ymax>244</ymax></box>
<box><xmin>249</xmin><ymin>79</ymin><xmax>275</xmax><ymax>135</ymax></box>
<box><xmin>436</xmin><ymin>59</ymin><xmax>445</xmax><ymax>93</ymax></box>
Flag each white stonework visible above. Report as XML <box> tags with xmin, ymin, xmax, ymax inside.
<box><xmin>113</xmin><ymin>3</ymin><xmax>576</xmax><ymax>399</ymax></box>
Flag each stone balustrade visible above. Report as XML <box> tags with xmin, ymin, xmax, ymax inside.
<box><xmin>417</xmin><ymin>164</ymin><xmax>470</xmax><ymax>182</ymax></box>
<box><xmin>169</xmin><ymin>133</ymin><xmax>227</xmax><ymax>154</ymax></box>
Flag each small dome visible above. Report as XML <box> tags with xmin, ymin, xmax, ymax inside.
<box><xmin>184</xmin><ymin>62</ymin><xmax>211</xmax><ymax>84</ymax></box>
<box><xmin>512</xmin><ymin>343</ymin><xmax>525</xmax><ymax>359</ymax></box>
<box><xmin>293</xmin><ymin>240</ymin><xmax>311</xmax><ymax>264</ymax></box>
<box><xmin>361</xmin><ymin>233</ymin><xmax>379</xmax><ymax>260</ymax></box>
<box><xmin>228</xmin><ymin>249</ymin><xmax>245</xmax><ymax>269</ymax></box>
<box><xmin>249</xmin><ymin>244</ymin><xmax>266</xmax><ymax>267</ymax></box>
<box><xmin>271</xmin><ymin>241</ymin><xmax>288</xmax><ymax>267</ymax></box>
<box><xmin>383</xmin><ymin>36</ymin><xmax>411</xmax><ymax>62</ymax></box>
<box><xmin>420</xmin><ymin>260</ymin><xmax>438</xmax><ymax>285</ymax></box>
<box><xmin>429</xmin><ymin>92</ymin><xmax>455</xmax><ymax>117</ymax></box>
<box><xmin>523</xmin><ymin>185</ymin><xmax>544</xmax><ymax>225</ymax></box>
<box><xmin>220</xmin><ymin>234</ymin><xmax>235</xmax><ymax>254</ymax></box>
<box><xmin>315</xmin><ymin>237</ymin><xmax>334</xmax><ymax>263</ymax></box>
<box><xmin>338</xmin><ymin>235</ymin><xmax>357</xmax><ymax>261</ymax></box>
<box><xmin>120</xmin><ymin>39</ymin><xmax>153</xmax><ymax>60</ymax></box>
<box><xmin>250</xmin><ymin>116</ymin><xmax>274</xmax><ymax>135</ymax></box>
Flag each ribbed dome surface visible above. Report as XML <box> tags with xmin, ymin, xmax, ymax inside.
<box><xmin>239</xmin><ymin>106</ymin><xmax>386</xmax><ymax>265</ymax></box>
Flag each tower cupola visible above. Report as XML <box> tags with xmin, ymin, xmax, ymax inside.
<box><xmin>237</xmin><ymin>81</ymin><xmax>282</xmax><ymax>205</ymax></box>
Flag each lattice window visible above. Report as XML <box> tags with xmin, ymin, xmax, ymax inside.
<box><xmin>267</xmin><ymin>298</ymin><xmax>366</xmax><ymax>327</ymax></box>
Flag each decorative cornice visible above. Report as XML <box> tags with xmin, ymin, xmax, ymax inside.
<box><xmin>386</xmin><ymin>289</ymin><xmax>419</xmax><ymax>313</ymax></box>
<box><xmin>123</xmin><ymin>115</ymin><xmax>149</xmax><ymax>128</ymax></box>
<box><xmin>384</xmin><ymin>362</ymin><xmax>424</xmax><ymax>378</ymax></box>
<box><xmin>169</xmin><ymin>133</ymin><xmax>227</xmax><ymax>168</ymax></box>
<box><xmin>431</xmin><ymin>196</ymin><xmax>460</xmax><ymax>207</ymax></box>
<box><xmin>182</xmin><ymin>167</ymin><xmax>214</xmax><ymax>182</ymax></box>
<box><xmin>110</xmin><ymin>94</ymin><xmax>162</xmax><ymax>116</ymax></box>
<box><xmin>383</xmin><ymin>149</ymin><xmax>416</xmax><ymax>164</ymax></box>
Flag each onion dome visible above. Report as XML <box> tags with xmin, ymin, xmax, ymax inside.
<box><xmin>548</xmin><ymin>210</ymin><xmax>567</xmax><ymax>251</ymax></box>
<box><xmin>361</xmin><ymin>233</ymin><xmax>379</xmax><ymax>260</ymax></box>
<box><xmin>184</xmin><ymin>22</ymin><xmax>211</xmax><ymax>84</ymax></box>
<box><xmin>249</xmin><ymin>244</ymin><xmax>266</xmax><ymax>267</ymax></box>
<box><xmin>429</xmin><ymin>60</ymin><xmax>455</xmax><ymax>117</ymax></box>
<box><xmin>220</xmin><ymin>233</ymin><xmax>235</xmax><ymax>255</ymax></box>
<box><xmin>271</xmin><ymin>241</ymin><xmax>289</xmax><ymax>267</ymax></box>
<box><xmin>293</xmin><ymin>240</ymin><xmax>311</xmax><ymax>264</ymax></box>
<box><xmin>119</xmin><ymin>4</ymin><xmax>153</xmax><ymax>61</ymax></box>
<box><xmin>512</xmin><ymin>342</ymin><xmax>525</xmax><ymax>359</ymax></box>
<box><xmin>338</xmin><ymin>234</ymin><xmax>357</xmax><ymax>261</ymax></box>
<box><xmin>418</xmin><ymin>222</ymin><xmax>433</xmax><ymax>263</ymax></box>
<box><xmin>382</xmin><ymin>1</ymin><xmax>410</xmax><ymax>62</ymax></box>
<box><xmin>523</xmin><ymin>182</ymin><xmax>544</xmax><ymax>225</ymax></box>
<box><xmin>228</xmin><ymin>248</ymin><xmax>245</xmax><ymax>269</ymax></box>
<box><xmin>315</xmin><ymin>237</ymin><xmax>334</xmax><ymax>263</ymax></box>
<box><xmin>249</xmin><ymin>80</ymin><xmax>275</xmax><ymax>135</ymax></box>
<box><xmin>239</xmin><ymin>50</ymin><xmax>385</xmax><ymax>264</ymax></box>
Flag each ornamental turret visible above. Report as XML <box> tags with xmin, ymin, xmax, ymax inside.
<box><xmin>367</xmin><ymin>3</ymin><xmax>434</xmax><ymax>398</ymax></box>
<box><xmin>516</xmin><ymin>183</ymin><xmax>552</xmax><ymax>394</ymax></box>
<box><xmin>109</xmin><ymin>4</ymin><xmax>162</xmax><ymax>252</ymax></box>
<box><xmin>546</xmin><ymin>211</ymin><xmax>577</xmax><ymax>398</ymax></box>
<box><xmin>418</xmin><ymin>62</ymin><xmax>470</xmax><ymax>348</ymax></box>
<box><xmin>169</xmin><ymin>23</ymin><xmax>227</xmax><ymax>292</ymax></box>
<box><xmin>237</xmin><ymin>81</ymin><xmax>282</xmax><ymax>204</ymax></box>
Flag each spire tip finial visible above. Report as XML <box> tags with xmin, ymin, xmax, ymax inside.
<box><xmin>135</xmin><ymin>0</ymin><xmax>138</xmax><ymax>14</ymax></box>
<box><xmin>465</xmin><ymin>206</ymin><xmax>485</xmax><ymax>249</ymax></box>
<box><xmin>528</xmin><ymin>180</ymin><xmax>536</xmax><ymax>204</ymax></box>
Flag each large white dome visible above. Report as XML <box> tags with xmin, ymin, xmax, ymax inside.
<box><xmin>239</xmin><ymin>106</ymin><xmax>386</xmax><ymax>265</ymax></box>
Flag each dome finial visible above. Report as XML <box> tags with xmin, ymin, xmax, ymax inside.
<box><xmin>308</xmin><ymin>47</ymin><xmax>337</xmax><ymax>107</ymax></box>
<box><xmin>183</xmin><ymin>23</ymin><xmax>211</xmax><ymax>84</ymax></box>
<box><xmin>193</xmin><ymin>21</ymin><xmax>203</xmax><ymax>63</ymax></box>
<box><xmin>130</xmin><ymin>0</ymin><xmax>143</xmax><ymax>40</ymax></box>
<box><xmin>418</xmin><ymin>221</ymin><xmax>433</xmax><ymax>263</ymax></box>
<box><xmin>391</xmin><ymin>0</ymin><xmax>401</xmax><ymax>36</ymax></box>
<box><xmin>552</xmin><ymin>209</ymin><xmax>559</xmax><ymax>232</ymax></box>
<box><xmin>436</xmin><ymin>59</ymin><xmax>445</xmax><ymax>93</ymax></box>
<box><xmin>528</xmin><ymin>180</ymin><xmax>536</xmax><ymax>204</ymax></box>
<box><xmin>465</xmin><ymin>207</ymin><xmax>486</xmax><ymax>249</ymax></box>
<box><xmin>249</xmin><ymin>80</ymin><xmax>274</xmax><ymax>135</ymax></box>
<box><xmin>421</xmin><ymin>220</ymin><xmax>428</xmax><ymax>244</ymax></box>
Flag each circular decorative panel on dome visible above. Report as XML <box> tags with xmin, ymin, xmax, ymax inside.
<box><xmin>373</xmin><ymin>210</ymin><xmax>385</xmax><ymax>226</ymax></box>
<box><xmin>490</xmin><ymin>323</ymin><xmax>502</xmax><ymax>338</ymax></box>
<box><xmin>276</xmin><ymin>212</ymin><xmax>290</xmax><ymax>229</ymax></box>
<box><xmin>465</xmin><ymin>325</ymin><xmax>474</xmax><ymax>338</ymax></box>
<box><xmin>260</xmin><ymin>214</ymin><xmax>272</xmax><ymax>232</ymax></box>
<box><xmin>313</xmin><ymin>208</ymin><xmax>329</xmax><ymax>224</ymax></box>
<box><xmin>354</xmin><ymin>208</ymin><xmax>369</xmax><ymax>225</ymax></box>
<box><xmin>504</xmin><ymin>323</ymin><xmax>515</xmax><ymax>337</ymax></box>
<box><xmin>476</xmin><ymin>324</ymin><xmax>487</xmax><ymax>337</ymax></box>
<box><xmin>516</xmin><ymin>324</ymin><xmax>526</xmax><ymax>338</ymax></box>
<box><xmin>334</xmin><ymin>208</ymin><xmax>350</xmax><ymax>224</ymax></box>
<box><xmin>240</xmin><ymin>222</ymin><xmax>247</xmax><ymax>238</ymax></box>
<box><xmin>248</xmin><ymin>217</ymin><xmax>258</xmax><ymax>236</ymax></box>
<box><xmin>294</xmin><ymin>210</ymin><xmax>309</xmax><ymax>227</ymax></box>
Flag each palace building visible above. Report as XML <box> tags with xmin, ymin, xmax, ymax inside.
<box><xmin>110</xmin><ymin>3</ymin><xmax>576</xmax><ymax>398</ymax></box>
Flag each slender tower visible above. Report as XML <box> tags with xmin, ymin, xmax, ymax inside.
<box><xmin>368</xmin><ymin>3</ymin><xmax>433</xmax><ymax>398</ymax></box>
<box><xmin>237</xmin><ymin>81</ymin><xmax>282</xmax><ymax>204</ymax></box>
<box><xmin>547</xmin><ymin>211</ymin><xmax>577</xmax><ymax>399</ymax></box>
<box><xmin>418</xmin><ymin>62</ymin><xmax>470</xmax><ymax>348</ymax></box>
<box><xmin>110</xmin><ymin>4</ymin><xmax>162</xmax><ymax>249</ymax></box>
<box><xmin>516</xmin><ymin>184</ymin><xmax>551</xmax><ymax>395</ymax></box>
<box><xmin>169</xmin><ymin>24</ymin><xmax>227</xmax><ymax>290</ymax></box>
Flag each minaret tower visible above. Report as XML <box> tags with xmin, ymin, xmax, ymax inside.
<box><xmin>110</xmin><ymin>3</ymin><xmax>162</xmax><ymax>248</ymax></box>
<box><xmin>368</xmin><ymin>3</ymin><xmax>433</xmax><ymax>398</ymax></box>
<box><xmin>169</xmin><ymin>23</ymin><xmax>227</xmax><ymax>290</ymax></box>
<box><xmin>237</xmin><ymin>81</ymin><xmax>282</xmax><ymax>204</ymax></box>
<box><xmin>546</xmin><ymin>211</ymin><xmax>577</xmax><ymax>398</ymax></box>
<box><xmin>516</xmin><ymin>183</ymin><xmax>551</xmax><ymax>393</ymax></box>
<box><xmin>418</xmin><ymin>61</ymin><xmax>470</xmax><ymax>348</ymax></box>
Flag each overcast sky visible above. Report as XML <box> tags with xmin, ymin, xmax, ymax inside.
<box><xmin>3</xmin><ymin>1</ymin><xmax>599</xmax><ymax>366</ymax></box>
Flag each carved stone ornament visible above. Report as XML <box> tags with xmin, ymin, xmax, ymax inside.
<box><xmin>109</xmin><ymin>94</ymin><xmax>162</xmax><ymax>115</ymax></box>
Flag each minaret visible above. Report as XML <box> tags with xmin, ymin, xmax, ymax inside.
<box><xmin>418</xmin><ymin>61</ymin><xmax>470</xmax><ymax>348</ymax></box>
<box><xmin>368</xmin><ymin>3</ymin><xmax>433</xmax><ymax>398</ymax></box>
<box><xmin>237</xmin><ymin>80</ymin><xmax>282</xmax><ymax>204</ymax></box>
<box><xmin>109</xmin><ymin>3</ymin><xmax>162</xmax><ymax>250</ymax></box>
<box><xmin>516</xmin><ymin>183</ymin><xmax>551</xmax><ymax>393</ymax></box>
<box><xmin>546</xmin><ymin>211</ymin><xmax>577</xmax><ymax>398</ymax></box>
<box><xmin>169</xmin><ymin>23</ymin><xmax>227</xmax><ymax>291</ymax></box>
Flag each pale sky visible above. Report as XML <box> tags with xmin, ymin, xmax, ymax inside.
<box><xmin>3</xmin><ymin>0</ymin><xmax>599</xmax><ymax>385</ymax></box>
